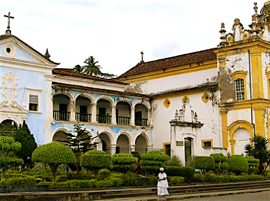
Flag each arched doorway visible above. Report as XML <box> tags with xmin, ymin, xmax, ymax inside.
<box><xmin>135</xmin><ymin>135</ymin><xmax>147</xmax><ymax>154</ymax></box>
<box><xmin>116</xmin><ymin>134</ymin><xmax>130</xmax><ymax>153</ymax></box>
<box><xmin>234</xmin><ymin>128</ymin><xmax>250</xmax><ymax>155</ymax></box>
<box><xmin>99</xmin><ymin>133</ymin><xmax>111</xmax><ymax>154</ymax></box>
<box><xmin>0</xmin><ymin>120</ymin><xmax>18</xmax><ymax>136</ymax></box>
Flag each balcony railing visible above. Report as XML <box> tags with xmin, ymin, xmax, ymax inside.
<box><xmin>76</xmin><ymin>113</ymin><xmax>91</xmax><ymax>122</ymax></box>
<box><xmin>53</xmin><ymin>110</ymin><xmax>70</xmax><ymax>121</ymax></box>
<box><xmin>97</xmin><ymin>114</ymin><xmax>111</xmax><ymax>124</ymax></box>
<box><xmin>117</xmin><ymin>116</ymin><xmax>130</xmax><ymax>125</ymax></box>
<box><xmin>135</xmin><ymin>118</ymin><xmax>148</xmax><ymax>126</ymax></box>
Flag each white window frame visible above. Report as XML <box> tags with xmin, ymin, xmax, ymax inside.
<box><xmin>235</xmin><ymin>79</ymin><xmax>245</xmax><ymax>101</ymax></box>
<box><xmin>26</xmin><ymin>89</ymin><xmax>42</xmax><ymax>113</ymax></box>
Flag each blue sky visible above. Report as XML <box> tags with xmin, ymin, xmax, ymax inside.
<box><xmin>0</xmin><ymin>0</ymin><xmax>264</xmax><ymax>76</ymax></box>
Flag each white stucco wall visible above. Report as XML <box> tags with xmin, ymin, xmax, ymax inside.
<box><xmin>139</xmin><ymin>68</ymin><xmax>217</xmax><ymax>94</ymax></box>
<box><xmin>151</xmin><ymin>92</ymin><xmax>221</xmax><ymax>152</ymax></box>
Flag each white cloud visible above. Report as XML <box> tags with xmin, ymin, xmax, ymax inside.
<box><xmin>0</xmin><ymin>0</ymin><xmax>265</xmax><ymax>75</ymax></box>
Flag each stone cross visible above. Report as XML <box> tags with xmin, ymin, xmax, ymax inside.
<box><xmin>4</xmin><ymin>12</ymin><xmax>14</xmax><ymax>35</ymax></box>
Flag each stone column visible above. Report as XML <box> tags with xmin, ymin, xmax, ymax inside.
<box><xmin>147</xmin><ymin>109</ymin><xmax>151</xmax><ymax>126</ymax></box>
<box><xmin>91</xmin><ymin>103</ymin><xmax>97</xmax><ymax>123</ymax></box>
<box><xmin>69</xmin><ymin>100</ymin><xmax>76</xmax><ymax>121</ymax></box>
<box><xmin>229</xmin><ymin>140</ymin><xmax>236</xmax><ymax>155</ymax></box>
<box><xmin>130</xmin><ymin>144</ymin><xmax>136</xmax><ymax>153</ymax></box>
<box><xmin>110</xmin><ymin>144</ymin><xmax>117</xmax><ymax>155</ymax></box>
<box><xmin>111</xmin><ymin>105</ymin><xmax>117</xmax><ymax>125</ymax></box>
<box><xmin>130</xmin><ymin>106</ymin><xmax>135</xmax><ymax>126</ymax></box>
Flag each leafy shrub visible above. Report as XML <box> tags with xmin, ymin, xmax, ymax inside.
<box><xmin>32</xmin><ymin>142</ymin><xmax>76</xmax><ymax>181</ymax></box>
<box><xmin>80</xmin><ymin>150</ymin><xmax>111</xmax><ymax>175</ymax></box>
<box><xmin>146</xmin><ymin>174</ymin><xmax>158</xmax><ymax>186</ymax></box>
<box><xmin>0</xmin><ymin>136</ymin><xmax>24</xmax><ymax>178</ymax></box>
<box><xmin>168</xmin><ymin>155</ymin><xmax>182</xmax><ymax>166</ymax></box>
<box><xmin>140</xmin><ymin>151</ymin><xmax>169</xmax><ymax>175</ymax></box>
<box><xmin>245</xmin><ymin>156</ymin><xmax>259</xmax><ymax>174</ymax></box>
<box><xmin>97</xmin><ymin>169</ymin><xmax>111</xmax><ymax>181</ymax></box>
<box><xmin>95</xmin><ymin>178</ymin><xmax>122</xmax><ymax>188</ymax></box>
<box><xmin>168</xmin><ymin>176</ymin><xmax>184</xmax><ymax>185</ymax></box>
<box><xmin>0</xmin><ymin>176</ymin><xmax>36</xmax><ymax>185</ymax></box>
<box><xmin>131</xmin><ymin>152</ymin><xmax>141</xmax><ymax>162</ymax></box>
<box><xmin>220</xmin><ymin>162</ymin><xmax>229</xmax><ymax>171</ymax></box>
<box><xmin>166</xmin><ymin>166</ymin><xmax>195</xmax><ymax>182</ymax></box>
<box><xmin>56</xmin><ymin>175</ymin><xmax>67</xmax><ymax>182</ymax></box>
<box><xmin>121</xmin><ymin>172</ymin><xmax>142</xmax><ymax>186</ymax></box>
<box><xmin>228</xmin><ymin>155</ymin><xmax>248</xmax><ymax>175</ymax></box>
<box><xmin>66</xmin><ymin>172</ymin><xmax>95</xmax><ymax>180</ymax></box>
<box><xmin>210</xmin><ymin>153</ymin><xmax>228</xmax><ymax>174</ymax></box>
<box><xmin>185</xmin><ymin>156</ymin><xmax>194</xmax><ymax>167</ymax></box>
<box><xmin>193</xmin><ymin>156</ymin><xmax>215</xmax><ymax>172</ymax></box>
<box><xmin>112</xmin><ymin>153</ymin><xmax>138</xmax><ymax>173</ymax></box>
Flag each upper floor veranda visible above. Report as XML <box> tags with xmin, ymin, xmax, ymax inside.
<box><xmin>51</xmin><ymin>83</ymin><xmax>152</xmax><ymax>128</ymax></box>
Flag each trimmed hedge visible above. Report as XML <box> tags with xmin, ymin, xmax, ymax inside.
<box><xmin>0</xmin><ymin>176</ymin><xmax>36</xmax><ymax>185</ymax></box>
<box><xmin>166</xmin><ymin>166</ymin><xmax>195</xmax><ymax>182</ymax></box>
<box><xmin>168</xmin><ymin>176</ymin><xmax>184</xmax><ymax>185</ymax></box>
<box><xmin>80</xmin><ymin>150</ymin><xmax>111</xmax><ymax>174</ymax></box>
<box><xmin>121</xmin><ymin>172</ymin><xmax>143</xmax><ymax>186</ymax></box>
<box><xmin>140</xmin><ymin>151</ymin><xmax>169</xmax><ymax>174</ymax></box>
<box><xmin>112</xmin><ymin>153</ymin><xmax>138</xmax><ymax>173</ymax></box>
<box><xmin>228</xmin><ymin>155</ymin><xmax>248</xmax><ymax>175</ymax></box>
<box><xmin>193</xmin><ymin>156</ymin><xmax>215</xmax><ymax>172</ymax></box>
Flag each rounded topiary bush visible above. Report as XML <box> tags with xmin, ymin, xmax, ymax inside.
<box><xmin>80</xmin><ymin>150</ymin><xmax>111</xmax><ymax>175</ymax></box>
<box><xmin>97</xmin><ymin>169</ymin><xmax>111</xmax><ymax>181</ymax></box>
<box><xmin>112</xmin><ymin>153</ymin><xmax>138</xmax><ymax>173</ymax></box>
<box><xmin>228</xmin><ymin>155</ymin><xmax>248</xmax><ymax>175</ymax></box>
<box><xmin>193</xmin><ymin>156</ymin><xmax>215</xmax><ymax>172</ymax></box>
<box><xmin>166</xmin><ymin>166</ymin><xmax>195</xmax><ymax>182</ymax></box>
<box><xmin>32</xmin><ymin>142</ymin><xmax>76</xmax><ymax>181</ymax></box>
<box><xmin>140</xmin><ymin>151</ymin><xmax>169</xmax><ymax>175</ymax></box>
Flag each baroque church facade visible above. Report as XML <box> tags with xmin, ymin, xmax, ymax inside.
<box><xmin>1</xmin><ymin>2</ymin><xmax>270</xmax><ymax>164</ymax></box>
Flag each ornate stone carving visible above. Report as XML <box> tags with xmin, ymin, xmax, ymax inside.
<box><xmin>1</xmin><ymin>72</ymin><xmax>18</xmax><ymax>107</ymax></box>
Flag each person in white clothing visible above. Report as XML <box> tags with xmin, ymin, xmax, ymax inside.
<box><xmin>157</xmin><ymin>167</ymin><xmax>169</xmax><ymax>197</ymax></box>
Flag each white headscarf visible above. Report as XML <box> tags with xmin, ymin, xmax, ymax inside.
<box><xmin>160</xmin><ymin>167</ymin><xmax>164</xmax><ymax>171</ymax></box>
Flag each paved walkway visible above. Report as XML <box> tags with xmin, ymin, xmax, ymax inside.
<box><xmin>100</xmin><ymin>188</ymin><xmax>270</xmax><ymax>201</ymax></box>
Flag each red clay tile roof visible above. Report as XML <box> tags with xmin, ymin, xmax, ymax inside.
<box><xmin>119</xmin><ymin>48</ymin><xmax>217</xmax><ymax>78</ymax></box>
<box><xmin>0</xmin><ymin>34</ymin><xmax>60</xmax><ymax>65</ymax></box>
<box><xmin>53</xmin><ymin>68</ymin><xmax>128</xmax><ymax>85</ymax></box>
<box><xmin>52</xmin><ymin>82</ymin><xmax>149</xmax><ymax>98</ymax></box>
<box><xmin>150</xmin><ymin>82</ymin><xmax>218</xmax><ymax>98</ymax></box>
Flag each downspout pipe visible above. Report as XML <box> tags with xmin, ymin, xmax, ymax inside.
<box><xmin>248</xmin><ymin>50</ymin><xmax>256</xmax><ymax>137</ymax></box>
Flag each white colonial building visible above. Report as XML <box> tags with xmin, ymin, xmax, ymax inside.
<box><xmin>2</xmin><ymin>2</ymin><xmax>270</xmax><ymax>164</ymax></box>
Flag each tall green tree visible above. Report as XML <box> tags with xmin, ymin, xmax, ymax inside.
<box><xmin>56</xmin><ymin>123</ymin><xmax>100</xmax><ymax>173</ymax></box>
<box><xmin>14</xmin><ymin>121</ymin><xmax>37</xmax><ymax>167</ymax></box>
<box><xmin>73</xmin><ymin>56</ymin><xmax>115</xmax><ymax>78</ymax></box>
<box><xmin>83</xmin><ymin>56</ymin><xmax>103</xmax><ymax>76</ymax></box>
<box><xmin>245</xmin><ymin>136</ymin><xmax>270</xmax><ymax>175</ymax></box>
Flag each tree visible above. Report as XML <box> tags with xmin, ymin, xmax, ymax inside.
<box><xmin>245</xmin><ymin>136</ymin><xmax>270</xmax><ymax>175</ymax></box>
<box><xmin>80</xmin><ymin>56</ymin><xmax>115</xmax><ymax>78</ymax></box>
<box><xmin>0</xmin><ymin>136</ymin><xmax>24</xmax><ymax>179</ymax></box>
<box><xmin>32</xmin><ymin>142</ymin><xmax>76</xmax><ymax>181</ymax></box>
<box><xmin>73</xmin><ymin>64</ymin><xmax>84</xmax><ymax>73</ymax></box>
<box><xmin>56</xmin><ymin>123</ymin><xmax>100</xmax><ymax>173</ymax></box>
<box><xmin>14</xmin><ymin>121</ymin><xmax>37</xmax><ymax>167</ymax></box>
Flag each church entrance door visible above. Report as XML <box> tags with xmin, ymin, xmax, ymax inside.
<box><xmin>185</xmin><ymin>137</ymin><xmax>192</xmax><ymax>162</ymax></box>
